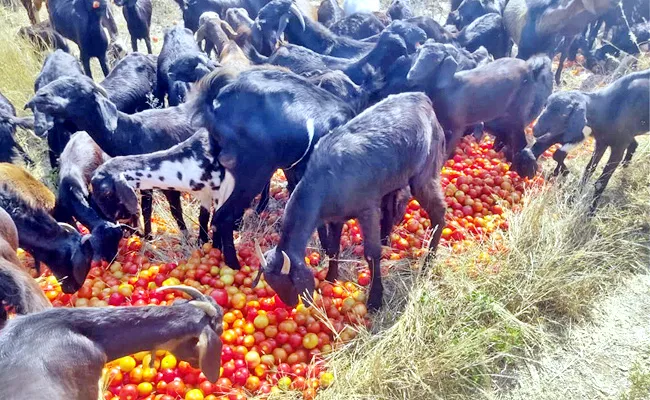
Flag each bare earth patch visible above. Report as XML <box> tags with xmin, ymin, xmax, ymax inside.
<box><xmin>496</xmin><ymin>274</ymin><xmax>650</xmax><ymax>400</ymax></box>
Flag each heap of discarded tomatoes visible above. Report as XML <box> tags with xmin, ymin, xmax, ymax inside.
<box><xmin>26</xmin><ymin>135</ymin><xmax>537</xmax><ymax>400</ymax></box>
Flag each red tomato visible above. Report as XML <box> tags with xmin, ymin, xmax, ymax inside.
<box><xmin>118</xmin><ymin>384</ymin><xmax>138</xmax><ymax>400</ymax></box>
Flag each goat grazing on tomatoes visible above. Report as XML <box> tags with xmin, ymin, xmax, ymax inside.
<box><xmin>255</xmin><ymin>92</ymin><xmax>446</xmax><ymax>311</ymax></box>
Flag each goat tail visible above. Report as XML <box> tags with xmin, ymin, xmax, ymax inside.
<box><xmin>527</xmin><ymin>54</ymin><xmax>552</xmax><ymax>81</ymax></box>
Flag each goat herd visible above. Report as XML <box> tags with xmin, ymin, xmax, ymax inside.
<box><xmin>0</xmin><ymin>0</ymin><xmax>648</xmax><ymax>396</ymax></box>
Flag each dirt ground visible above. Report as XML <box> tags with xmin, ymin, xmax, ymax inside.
<box><xmin>494</xmin><ymin>274</ymin><xmax>650</xmax><ymax>400</ymax></box>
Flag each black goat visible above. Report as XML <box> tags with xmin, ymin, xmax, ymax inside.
<box><xmin>17</xmin><ymin>20</ymin><xmax>71</xmax><ymax>53</ymax></box>
<box><xmin>0</xmin><ymin>179</ymin><xmax>93</xmax><ymax>294</ymax></box>
<box><xmin>158</xmin><ymin>25</ymin><xmax>215</xmax><ymax>106</ymax></box>
<box><xmin>407</xmin><ymin>44</ymin><xmax>553</xmax><ymax>178</ymax></box>
<box><xmin>530</xmin><ymin>69</ymin><xmax>649</xmax><ymax>210</ymax></box>
<box><xmin>193</xmin><ymin>67</ymin><xmax>356</xmax><ymax>269</ymax></box>
<box><xmin>255</xmin><ymin>92</ymin><xmax>446</xmax><ymax>311</ymax></box>
<box><xmin>503</xmin><ymin>0</ymin><xmax>616</xmax><ymax>60</ymax></box>
<box><xmin>0</xmin><ymin>206</ymin><xmax>51</xmax><ymax>324</ymax></box>
<box><xmin>317</xmin><ymin>0</ymin><xmax>344</xmax><ymax>27</ymax></box>
<box><xmin>100</xmin><ymin>52</ymin><xmax>158</xmax><ymax>114</ymax></box>
<box><xmin>0</xmin><ymin>92</ymin><xmax>33</xmax><ymax>165</ymax></box>
<box><xmin>0</xmin><ymin>286</ymin><xmax>223</xmax><ymax>398</ymax></box>
<box><xmin>115</xmin><ymin>0</ymin><xmax>153</xmax><ymax>54</ymax></box>
<box><xmin>446</xmin><ymin>0</ymin><xmax>502</xmax><ymax>30</ymax></box>
<box><xmin>48</xmin><ymin>0</ymin><xmax>112</xmax><ymax>77</ymax></box>
<box><xmin>32</xmin><ymin>50</ymin><xmax>85</xmax><ymax>168</ymax></box>
<box><xmin>91</xmin><ymin>129</ymin><xmax>232</xmax><ymax>245</ymax></box>
<box><xmin>54</xmin><ymin>132</ymin><xmax>125</xmax><ymax>263</ymax></box>
<box><xmin>237</xmin><ymin>0</ymin><xmax>305</xmax><ymax>57</ymax></box>
<box><xmin>329</xmin><ymin>12</ymin><xmax>386</xmax><ymax>39</ymax></box>
<box><xmin>248</xmin><ymin>26</ymin><xmax>416</xmax><ymax>85</ymax></box>
<box><xmin>592</xmin><ymin>21</ymin><xmax>649</xmax><ymax>63</ymax></box>
<box><xmin>173</xmin><ymin>0</ymin><xmax>271</xmax><ymax>32</ymax></box>
<box><xmin>388</xmin><ymin>0</ymin><xmax>414</xmax><ymax>20</ymax></box>
<box><xmin>456</xmin><ymin>13</ymin><xmax>509</xmax><ymax>58</ymax></box>
<box><xmin>26</xmin><ymin>76</ymin><xmax>198</xmax><ymax>239</ymax></box>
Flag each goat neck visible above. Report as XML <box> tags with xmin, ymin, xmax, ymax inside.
<box><xmin>277</xmin><ymin>180</ymin><xmax>323</xmax><ymax>255</ymax></box>
<box><xmin>55</xmin><ymin>303</ymin><xmax>212</xmax><ymax>361</ymax></box>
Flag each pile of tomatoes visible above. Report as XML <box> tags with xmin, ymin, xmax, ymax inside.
<box><xmin>22</xmin><ymin>135</ymin><xmax>539</xmax><ymax>400</ymax></box>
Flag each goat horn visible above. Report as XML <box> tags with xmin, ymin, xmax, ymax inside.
<box><xmin>254</xmin><ymin>239</ymin><xmax>267</xmax><ymax>268</ymax></box>
<box><xmin>58</xmin><ymin>222</ymin><xmax>78</xmax><ymax>233</ymax></box>
<box><xmin>94</xmin><ymin>84</ymin><xmax>109</xmax><ymax>98</ymax></box>
<box><xmin>148</xmin><ymin>350</ymin><xmax>156</xmax><ymax>368</ymax></box>
<box><xmin>157</xmin><ymin>285</ymin><xmax>207</xmax><ymax>301</ymax></box>
<box><xmin>281</xmin><ymin>251</ymin><xmax>290</xmax><ymax>275</ymax></box>
<box><xmin>252</xmin><ymin>268</ymin><xmax>263</xmax><ymax>288</ymax></box>
<box><xmin>189</xmin><ymin>300</ymin><xmax>219</xmax><ymax>318</ymax></box>
<box><xmin>289</xmin><ymin>3</ymin><xmax>305</xmax><ymax>31</ymax></box>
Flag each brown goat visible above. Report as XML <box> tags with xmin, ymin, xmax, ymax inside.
<box><xmin>21</xmin><ymin>0</ymin><xmax>46</xmax><ymax>25</ymax></box>
<box><xmin>0</xmin><ymin>163</ymin><xmax>55</xmax><ymax>212</ymax></box>
<box><xmin>219</xmin><ymin>40</ymin><xmax>251</xmax><ymax>70</ymax></box>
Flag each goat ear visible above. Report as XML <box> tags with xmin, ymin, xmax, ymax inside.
<box><xmin>434</xmin><ymin>56</ymin><xmax>458</xmax><ymax>89</ymax></box>
<box><xmin>564</xmin><ymin>102</ymin><xmax>588</xmax><ymax>143</ymax></box>
<box><xmin>406</xmin><ymin>47</ymin><xmax>435</xmax><ymax>83</ymax></box>
<box><xmin>197</xmin><ymin>325</ymin><xmax>223</xmax><ymax>383</ymax></box>
<box><xmin>115</xmin><ymin>177</ymin><xmax>139</xmax><ymax>216</ymax></box>
<box><xmin>95</xmin><ymin>94</ymin><xmax>118</xmax><ymax>132</ymax></box>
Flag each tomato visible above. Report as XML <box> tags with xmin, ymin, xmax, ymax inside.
<box><xmin>137</xmin><ymin>382</ymin><xmax>153</xmax><ymax>396</ymax></box>
<box><xmin>166</xmin><ymin>379</ymin><xmax>186</xmax><ymax>397</ymax></box>
<box><xmin>185</xmin><ymin>389</ymin><xmax>204</xmax><ymax>400</ymax></box>
<box><xmin>118</xmin><ymin>384</ymin><xmax>138</xmax><ymax>400</ymax></box>
<box><xmin>161</xmin><ymin>354</ymin><xmax>177</xmax><ymax>369</ymax></box>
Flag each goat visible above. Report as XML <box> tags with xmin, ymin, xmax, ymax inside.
<box><xmin>388</xmin><ymin>0</ymin><xmax>414</xmax><ymax>20</ymax></box>
<box><xmin>343</xmin><ymin>0</ymin><xmax>379</xmax><ymax>16</ymax></box>
<box><xmin>406</xmin><ymin>43</ymin><xmax>553</xmax><ymax>178</ymax></box>
<box><xmin>17</xmin><ymin>20</ymin><xmax>71</xmax><ymax>53</ymax></box>
<box><xmin>254</xmin><ymin>92</ymin><xmax>446</xmax><ymax>311</ymax></box>
<box><xmin>0</xmin><ymin>92</ymin><xmax>33</xmax><ymax>165</ymax></box>
<box><xmin>219</xmin><ymin>40</ymin><xmax>251</xmax><ymax>70</ymax></box>
<box><xmin>317</xmin><ymin>0</ymin><xmax>344</xmax><ymax>27</ymax></box>
<box><xmin>307</xmin><ymin>70</ymin><xmax>369</xmax><ymax>112</ymax></box>
<box><xmin>530</xmin><ymin>69</ymin><xmax>649</xmax><ymax>210</ymax></box>
<box><xmin>196</xmin><ymin>11</ymin><xmax>238</xmax><ymax>58</ymax></box>
<box><xmin>20</xmin><ymin>0</ymin><xmax>46</xmax><ymax>25</ymax></box>
<box><xmin>0</xmin><ymin>206</ymin><xmax>50</xmax><ymax>324</ymax></box>
<box><xmin>26</xmin><ymin>76</ymin><xmax>198</xmax><ymax>239</ymax></box>
<box><xmin>0</xmin><ymin>286</ymin><xmax>223</xmax><ymax>399</ymax></box>
<box><xmin>32</xmin><ymin>49</ymin><xmax>85</xmax><ymax>168</ymax></box>
<box><xmin>114</xmin><ymin>0</ymin><xmax>153</xmax><ymax>53</ymax></box>
<box><xmin>369</xmin><ymin>40</ymin><xmax>490</xmax><ymax>103</ymax></box>
<box><xmin>0</xmin><ymin>166</ymin><xmax>94</xmax><ymax>294</ymax></box>
<box><xmin>53</xmin><ymin>132</ymin><xmax>125</xmax><ymax>263</ymax></box>
<box><xmin>247</xmin><ymin>26</ymin><xmax>416</xmax><ymax>84</ymax></box>
<box><xmin>329</xmin><ymin>12</ymin><xmax>386</xmax><ymax>39</ymax></box>
<box><xmin>100</xmin><ymin>52</ymin><xmax>158</xmax><ymax>114</ymax></box>
<box><xmin>592</xmin><ymin>21</ymin><xmax>650</xmax><ymax>63</ymax></box>
<box><xmin>48</xmin><ymin>0</ymin><xmax>113</xmax><ymax>77</ymax></box>
<box><xmin>446</xmin><ymin>0</ymin><xmax>503</xmax><ymax>30</ymax></box>
<box><xmin>225</xmin><ymin>8</ymin><xmax>254</xmax><ymax>31</ymax></box>
<box><xmin>237</xmin><ymin>0</ymin><xmax>306</xmax><ymax>57</ymax></box>
<box><xmin>276</xmin><ymin>1</ymin><xmax>375</xmax><ymax>58</ymax></box>
<box><xmin>193</xmin><ymin>67</ymin><xmax>356</xmax><ymax>269</ymax></box>
<box><xmin>456</xmin><ymin>13</ymin><xmax>510</xmax><ymax>59</ymax></box>
<box><xmin>503</xmin><ymin>0</ymin><xmax>616</xmax><ymax>60</ymax></box>
<box><xmin>158</xmin><ymin>25</ymin><xmax>215</xmax><ymax>106</ymax></box>
<box><xmin>91</xmin><ymin>129</ymin><xmax>233</xmax><ymax>245</ymax></box>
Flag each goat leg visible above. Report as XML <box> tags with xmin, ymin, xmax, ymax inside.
<box><xmin>141</xmin><ymin>190</ymin><xmax>154</xmax><ymax>238</ymax></box>
<box><xmin>198</xmin><ymin>206</ymin><xmax>211</xmax><ymax>245</ymax></box>
<box><xmin>145</xmin><ymin>36</ymin><xmax>153</xmax><ymax>55</ymax></box>
<box><xmin>323</xmin><ymin>223</ymin><xmax>343</xmax><ymax>282</ymax></box>
<box><xmin>99</xmin><ymin>55</ymin><xmax>110</xmax><ymax>78</ymax></box>
<box><xmin>131</xmin><ymin>36</ymin><xmax>139</xmax><ymax>53</ymax></box>
<box><xmin>622</xmin><ymin>139</ymin><xmax>638</xmax><ymax>167</ymax></box>
<box><xmin>551</xmin><ymin>148</ymin><xmax>570</xmax><ymax>177</ymax></box>
<box><xmin>81</xmin><ymin>52</ymin><xmax>93</xmax><ymax>79</ymax></box>
<box><xmin>163</xmin><ymin>190</ymin><xmax>188</xmax><ymax>236</ymax></box>
<box><xmin>590</xmin><ymin>144</ymin><xmax>626</xmax><ymax>213</ymax></box>
<box><xmin>255</xmin><ymin>181</ymin><xmax>271</xmax><ymax>214</ymax></box>
<box><xmin>358</xmin><ymin>208</ymin><xmax>383</xmax><ymax>311</ymax></box>
<box><xmin>580</xmin><ymin>140</ymin><xmax>607</xmax><ymax>187</ymax></box>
